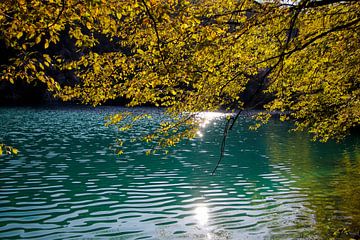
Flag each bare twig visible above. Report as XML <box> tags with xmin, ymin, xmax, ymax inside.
<box><xmin>211</xmin><ymin>116</ymin><xmax>232</xmax><ymax>175</ymax></box>
<box><xmin>0</xmin><ymin>9</ymin><xmax>14</xmax><ymax>19</ymax></box>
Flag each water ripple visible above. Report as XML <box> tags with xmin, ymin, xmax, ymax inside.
<box><xmin>0</xmin><ymin>107</ymin><xmax>359</xmax><ymax>239</ymax></box>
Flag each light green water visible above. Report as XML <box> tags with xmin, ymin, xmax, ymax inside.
<box><xmin>0</xmin><ymin>107</ymin><xmax>359</xmax><ymax>239</ymax></box>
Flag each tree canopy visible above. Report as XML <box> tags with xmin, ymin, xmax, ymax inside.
<box><xmin>0</xmin><ymin>0</ymin><xmax>359</xmax><ymax>154</ymax></box>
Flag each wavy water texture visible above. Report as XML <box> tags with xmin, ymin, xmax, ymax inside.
<box><xmin>0</xmin><ymin>107</ymin><xmax>359</xmax><ymax>239</ymax></box>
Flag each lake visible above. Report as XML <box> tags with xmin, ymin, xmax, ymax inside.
<box><xmin>0</xmin><ymin>107</ymin><xmax>359</xmax><ymax>239</ymax></box>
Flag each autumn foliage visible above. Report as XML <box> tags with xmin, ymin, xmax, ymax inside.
<box><xmin>0</xmin><ymin>0</ymin><xmax>359</xmax><ymax>153</ymax></box>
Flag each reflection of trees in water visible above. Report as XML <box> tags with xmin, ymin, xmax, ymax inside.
<box><xmin>264</xmin><ymin>121</ymin><xmax>360</xmax><ymax>238</ymax></box>
<box><xmin>331</xmin><ymin>150</ymin><xmax>360</xmax><ymax>233</ymax></box>
<box><xmin>301</xmin><ymin>149</ymin><xmax>360</xmax><ymax>239</ymax></box>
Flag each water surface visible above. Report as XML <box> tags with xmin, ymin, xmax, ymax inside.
<box><xmin>0</xmin><ymin>107</ymin><xmax>359</xmax><ymax>239</ymax></box>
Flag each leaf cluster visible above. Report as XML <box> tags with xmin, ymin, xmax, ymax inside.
<box><xmin>1</xmin><ymin>0</ymin><xmax>359</xmax><ymax>151</ymax></box>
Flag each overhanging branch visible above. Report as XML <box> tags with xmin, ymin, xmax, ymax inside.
<box><xmin>257</xmin><ymin>17</ymin><xmax>360</xmax><ymax>65</ymax></box>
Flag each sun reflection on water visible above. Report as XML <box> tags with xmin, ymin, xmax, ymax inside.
<box><xmin>196</xmin><ymin>112</ymin><xmax>229</xmax><ymax>138</ymax></box>
<box><xmin>194</xmin><ymin>204</ymin><xmax>209</xmax><ymax>226</ymax></box>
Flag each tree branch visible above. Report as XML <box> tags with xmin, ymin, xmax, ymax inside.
<box><xmin>303</xmin><ymin>0</ymin><xmax>358</xmax><ymax>9</ymax></box>
<box><xmin>48</xmin><ymin>0</ymin><xmax>66</xmax><ymax>29</ymax></box>
<box><xmin>219</xmin><ymin>71</ymin><xmax>251</xmax><ymax>95</ymax></box>
<box><xmin>256</xmin><ymin>17</ymin><xmax>360</xmax><ymax>65</ymax></box>
<box><xmin>140</xmin><ymin>0</ymin><xmax>167</xmax><ymax>68</ymax></box>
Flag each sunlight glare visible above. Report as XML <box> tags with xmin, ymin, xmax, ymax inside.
<box><xmin>194</xmin><ymin>204</ymin><xmax>209</xmax><ymax>226</ymax></box>
<box><xmin>196</xmin><ymin>112</ymin><xmax>229</xmax><ymax>137</ymax></box>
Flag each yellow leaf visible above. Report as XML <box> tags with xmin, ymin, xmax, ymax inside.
<box><xmin>116</xmin><ymin>12</ymin><xmax>122</xmax><ymax>20</ymax></box>
<box><xmin>35</xmin><ymin>35</ymin><xmax>41</xmax><ymax>44</ymax></box>
<box><xmin>12</xmin><ymin>148</ymin><xmax>19</xmax><ymax>155</ymax></box>
<box><xmin>137</xmin><ymin>49</ymin><xmax>145</xmax><ymax>55</ymax></box>
<box><xmin>43</xmin><ymin>54</ymin><xmax>51</xmax><ymax>63</ymax></box>
<box><xmin>16</xmin><ymin>32</ymin><xmax>23</xmax><ymax>39</ymax></box>
<box><xmin>55</xmin><ymin>83</ymin><xmax>61</xmax><ymax>91</ymax></box>
<box><xmin>86</xmin><ymin>22</ymin><xmax>92</xmax><ymax>30</ymax></box>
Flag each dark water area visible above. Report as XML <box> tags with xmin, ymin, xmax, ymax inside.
<box><xmin>0</xmin><ymin>107</ymin><xmax>359</xmax><ymax>239</ymax></box>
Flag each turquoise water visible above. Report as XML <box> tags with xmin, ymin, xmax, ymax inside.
<box><xmin>0</xmin><ymin>107</ymin><xmax>359</xmax><ymax>239</ymax></box>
